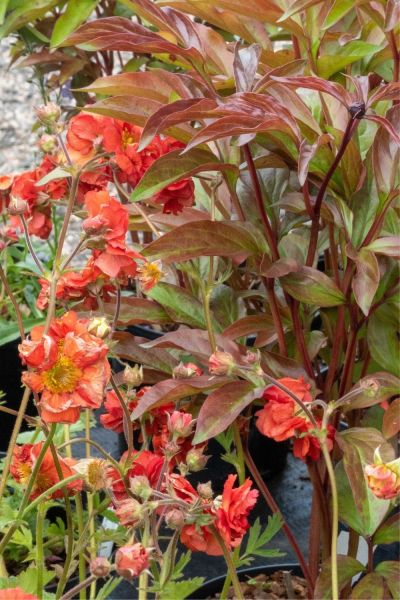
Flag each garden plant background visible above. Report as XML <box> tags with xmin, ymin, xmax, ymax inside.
<box><xmin>0</xmin><ymin>0</ymin><xmax>399</xmax><ymax>599</ymax></box>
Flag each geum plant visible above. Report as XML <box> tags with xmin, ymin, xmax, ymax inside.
<box><xmin>0</xmin><ymin>0</ymin><xmax>399</xmax><ymax>599</ymax></box>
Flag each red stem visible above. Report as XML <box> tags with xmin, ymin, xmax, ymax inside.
<box><xmin>243</xmin><ymin>446</ymin><xmax>315</xmax><ymax>594</ymax></box>
<box><xmin>290</xmin><ymin>300</ymin><xmax>315</xmax><ymax>379</ymax></box>
<box><xmin>306</xmin><ymin>118</ymin><xmax>359</xmax><ymax>267</ymax></box>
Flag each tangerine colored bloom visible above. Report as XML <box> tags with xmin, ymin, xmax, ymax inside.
<box><xmin>255</xmin><ymin>377</ymin><xmax>313</xmax><ymax>442</ymax></box>
<box><xmin>66</xmin><ymin>113</ymin><xmax>110</xmax><ymax>162</ymax></box>
<box><xmin>179</xmin><ymin>474</ymin><xmax>258</xmax><ymax>556</ymax></box>
<box><xmin>365</xmin><ymin>458</ymin><xmax>400</xmax><ymax>500</ymax></box>
<box><xmin>293</xmin><ymin>422</ymin><xmax>335</xmax><ymax>462</ymax></box>
<box><xmin>10</xmin><ymin>443</ymin><xmax>82</xmax><ymax>500</ymax></box>
<box><xmin>115</xmin><ymin>544</ymin><xmax>149</xmax><ymax>580</ymax></box>
<box><xmin>110</xmin><ymin>450</ymin><xmax>164</xmax><ymax>502</ymax></box>
<box><xmin>84</xmin><ymin>189</ymin><xmax>142</xmax><ymax>278</ymax></box>
<box><xmin>0</xmin><ymin>589</ymin><xmax>39</xmax><ymax>600</ymax></box>
<box><xmin>100</xmin><ymin>389</ymin><xmax>138</xmax><ymax>433</ymax></box>
<box><xmin>19</xmin><ymin>311</ymin><xmax>110</xmax><ymax>423</ymax></box>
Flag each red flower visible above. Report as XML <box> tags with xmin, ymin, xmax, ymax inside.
<box><xmin>66</xmin><ymin>113</ymin><xmax>110</xmax><ymax>162</ymax></box>
<box><xmin>255</xmin><ymin>377</ymin><xmax>313</xmax><ymax>442</ymax></box>
<box><xmin>153</xmin><ymin>178</ymin><xmax>195</xmax><ymax>215</ymax></box>
<box><xmin>100</xmin><ymin>389</ymin><xmax>138</xmax><ymax>433</ymax></box>
<box><xmin>19</xmin><ymin>311</ymin><xmax>110</xmax><ymax>423</ymax></box>
<box><xmin>115</xmin><ymin>544</ymin><xmax>149</xmax><ymax>580</ymax></box>
<box><xmin>293</xmin><ymin>422</ymin><xmax>335</xmax><ymax>462</ymax></box>
<box><xmin>10</xmin><ymin>443</ymin><xmax>82</xmax><ymax>500</ymax></box>
<box><xmin>365</xmin><ymin>459</ymin><xmax>400</xmax><ymax>500</ymax></box>
<box><xmin>179</xmin><ymin>474</ymin><xmax>258</xmax><ymax>556</ymax></box>
<box><xmin>110</xmin><ymin>450</ymin><xmax>164</xmax><ymax>502</ymax></box>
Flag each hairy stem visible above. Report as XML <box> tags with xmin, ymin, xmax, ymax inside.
<box><xmin>75</xmin><ymin>495</ymin><xmax>87</xmax><ymax>600</ymax></box>
<box><xmin>210</xmin><ymin>525</ymin><xmax>244</xmax><ymax>600</ymax></box>
<box><xmin>36</xmin><ymin>501</ymin><xmax>47</xmax><ymax>598</ymax></box>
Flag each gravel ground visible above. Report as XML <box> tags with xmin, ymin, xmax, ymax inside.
<box><xmin>0</xmin><ymin>40</ymin><xmax>42</xmax><ymax>174</ymax></box>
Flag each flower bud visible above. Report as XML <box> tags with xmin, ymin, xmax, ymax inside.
<box><xmin>123</xmin><ymin>364</ymin><xmax>143</xmax><ymax>387</ymax></box>
<box><xmin>365</xmin><ymin>450</ymin><xmax>400</xmax><ymax>500</ymax></box>
<box><xmin>83</xmin><ymin>215</ymin><xmax>107</xmax><ymax>236</ymax></box>
<box><xmin>0</xmin><ymin>175</ymin><xmax>13</xmax><ymax>191</ymax></box>
<box><xmin>87</xmin><ymin>317</ymin><xmax>111</xmax><ymax>339</ymax></box>
<box><xmin>90</xmin><ymin>556</ymin><xmax>111</xmax><ymax>578</ymax></box>
<box><xmin>165</xmin><ymin>508</ymin><xmax>185</xmax><ymax>529</ymax></box>
<box><xmin>130</xmin><ymin>475</ymin><xmax>152</xmax><ymax>500</ymax></box>
<box><xmin>197</xmin><ymin>481</ymin><xmax>213</xmax><ymax>499</ymax></box>
<box><xmin>167</xmin><ymin>411</ymin><xmax>195</xmax><ymax>438</ymax></box>
<box><xmin>38</xmin><ymin>134</ymin><xmax>58</xmax><ymax>154</ymax></box>
<box><xmin>115</xmin><ymin>544</ymin><xmax>150</xmax><ymax>580</ymax></box>
<box><xmin>360</xmin><ymin>378</ymin><xmax>380</xmax><ymax>397</ymax></box>
<box><xmin>36</xmin><ymin>102</ymin><xmax>61</xmax><ymax>125</ymax></box>
<box><xmin>8</xmin><ymin>196</ymin><xmax>28</xmax><ymax>216</ymax></box>
<box><xmin>173</xmin><ymin>362</ymin><xmax>203</xmax><ymax>379</ymax></box>
<box><xmin>115</xmin><ymin>498</ymin><xmax>144</xmax><ymax>527</ymax></box>
<box><xmin>185</xmin><ymin>447</ymin><xmax>209</xmax><ymax>472</ymax></box>
<box><xmin>208</xmin><ymin>351</ymin><xmax>235</xmax><ymax>376</ymax></box>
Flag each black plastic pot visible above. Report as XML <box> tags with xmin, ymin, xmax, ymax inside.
<box><xmin>192</xmin><ymin>563</ymin><xmax>302</xmax><ymax>599</ymax></box>
<box><xmin>0</xmin><ymin>338</ymin><xmax>38</xmax><ymax>452</ymax></box>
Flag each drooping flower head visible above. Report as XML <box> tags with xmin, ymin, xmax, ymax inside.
<box><xmin>365</xmin><ymin>450</ymin><xmax>400</xmax><ymax>500</ymax></box>
<box><xmin>19</xmin><ymin>311</ymin><xmax>110</xmax><ymax>423</ymax></box>
<box><xmin>115</xmin><ymin>543</ymin><xmax>150</xmax><ymax>580</ymax></box>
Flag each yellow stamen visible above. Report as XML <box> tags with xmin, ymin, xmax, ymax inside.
<box><xmin>42</xmin><ymin>355</ymin><xmax>82</xmax><ymax>393</ymax></box>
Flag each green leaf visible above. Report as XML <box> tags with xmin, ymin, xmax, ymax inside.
<box><xmin>375</xmin><ymin>562</ymin><xmax>400</xmax><ymax>599</ymax></box>
<box><xmin>240</xmin><ymin>515</ymin><xmax>284</xmax><ymax>566</ymax></box>
<box><xmin>281</xmin><ymin>267</ymin><xmax>345</xmax><ymax>307</ymax></box>
<box><xmin>51</xmin><ymin>0</ymin><xmax>101</xmax><ymax>47</ymax></box>
<box><xmin>365</xmin><ymin>236</ymin><xmax>400</xmax><ymax>259</ymax></box>
<box><xmin>315</xmin><ymin>555</ymin><xmax>365</xmax><ymax>600</ymax></box>
<box><xmin>382</xmin><ymin>398</ymin><xmax>400</xmax><ymax>439</ymax></box>
<box><xmin>373</xmin><ymin>512</ymin><xmax>400</xmax><ymax>545</ymax></box>
<box><xmin>15</xmin><ymin>565</ymin><xmax>55</xmax><ymax>594</ymax></box>
<box><xmin>147</xmin><ymin>282</ymin><xmax>209</xmax><ymax>329</ymax></box>
<box><xmin>322</xmin><ymin>0</ymin><xmax>355</xmax><ymax>28</ymax></box>
<box><xmin>130</xmin><ymin>148</ymin><xmax>238</xmax><ymax>202</ymax></box>
<box><xmin>350</xmin><ymin>573</ymin><xmax>386</xmax><ymax>599</ymax></box>
<box><xmin>317</xmin><ymin>42</ymin><xmax>381</xmax><ymax>79</ymax></box>
<box><xmin>0</xmin><ymin>0</ymin><xmax>58</xmax><ymax>39</ymax></box>
<box><xmin>35</xmin><ymin>166</ymin><xmax>70</xmax><ymax>186</ymax></box>
<box><xmin>193</xmin><ymin>381</ymin><xmax>261</xmax><ymax>444</ymax></box>
<box><xmin>103</xmin><ymin>297</ymin><xmax>171</xmax><ymax>326</ymax></box>
<box><xmin>0</xmin><ymin>317</ymin><xmax>44</xmax><ymax>346</ymax></box>
<box><xmin>351</xmin><ymin>248</ymin><xmax>380</xmax><ymax>316</ymax></box>
<box><xmin>367</xmin><ymin>301</ymin><xmax>400</xmax><ymax>376</ymax></box>
<box><xmin>336</xmin><ymin>461</ymin><xmax>368</xmax><ymax>535</ymax></box>
<box><xmin>160</xmin><ymin>578</ymin><xmax>205</xmax><ymax>600</ymax></box>
<box><xmin>142</xmin><ymin>220</ymin><xmax>266</xmax><ymax>263</ymax></box>
<box><xmin>96</xmin><ymin>577</ymin><xmax>123</xmax><ymax>600</ymax></box>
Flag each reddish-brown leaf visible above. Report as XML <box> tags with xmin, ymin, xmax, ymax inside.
<box><xmin>270</xmin><ymin>75</ymin><xmax>352</xmax><ymax>106</ymax></box>
<box><xmin>194</xmin><ymin>380</ymin><xmax>261</xmax><ymax>443</ymax></box>
<box><xmin>113</xmin><ymin>331</ymin><xmax>178</xmax><ymax>373</ymax></box>
<box><xmin>365</xmin><ymin>114</ymin><xmax>400</xmax><ymax>146</ymax></box>
<box><xmin>143</xmin><ymin>328</ymin><xmax>243</xmax><ymax>361</ymax></box>
<box><xmin>131</xmin><ymin>375</ymin><xmax>231</xmax><ymax>419</ymax></box>
<box><xmin>382</xmin><ymin>398</ymin><xmax>400</xmax><ymax>439</ymax></box>
<box><xmin>103</xmin><ymin>297</ymin><xmax>171</xmax><ymax>325</ymax></box>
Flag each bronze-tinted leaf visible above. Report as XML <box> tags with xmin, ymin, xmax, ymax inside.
<box><xmin>351</xmin><ymin>248</ymin><xmax>380</xmax><ymax>316</ymax></box>
<box><xmin>113</xmin><ymin>331</ymin><xmax>178</xmax><ymax>373</ymax></box>
<box><xmin>350</xmin><ymin>573</ymin><xmax>385</xmax><ymax>599</ymax></box>
<box><xmin>315</xmin><ymin>555</ymin><xmax>365</xmax><ymax>600</ymax></box>
<box><xmin>131</xmin><ymin>375</ymin><xmax>231</xmax><ymax>419</ymax></box>
<box><xmin>270</xmin><ymin>75</ymin><xmax>352</xmax><ymax>106</ymax></box>
<box><xmin>281</xmin><ymin>267</ymin><xmax>345</xmax><ymax>306</ymax></box>
<box><xmin>375</xmin><ymin>562</ymin><xmax>399</xmax><ymax>599</ymax></box>
<box><xmin>382</xmin><ymin>398</ymin><xmax>400</xmax><ymax>439</ymax></box>
<box><xmin>233</xmin><ymin>42</ymin><xmax>261</xmax><ymax>92</ymax></box>
<box><xmin>103</xmin><ymin>297</ymin><xmax>171</xmax><ymax>325</ymax></box>
<box><xmin>193</xmin><ymin>380</ymin><xmax>261</xmax><ymax>443</ymax></box>
<box><xmin>373</xmin><ymin>512</ymin><xmax>400</xmax><ymax>545</ymax></box>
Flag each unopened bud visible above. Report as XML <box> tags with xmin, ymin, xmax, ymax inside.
<box><xmin>186</xmin><ymin>447</ymin><xmax>209</xmax><ymax>472</ymax></box>
<box><xmin>83</xmin><ymin>215</ymin><xmax>107</xmax><ymax>236</ymax></box>
<box><xmin>209</xmin><ymin>351</ymin><xmax>235</xmax><ymax>376</ymax></box>
<box><xmin>130</xmin><ymin>475</ymin><xmax>152</xmax><ymax>500</ymax></box>
<box><xmin>173</xmin><ymin>362</ymin><xmax>203</xmax><ymax>379</ymax></box>
<box><xmin>167</xmin><ymin>411</ymin><xmax>195</xmax><ymax>438</ymax></box>
<box><xmin>115</xmin><ymin>498</ymin><xmax>144</xmax><ymax>527</ymax></box>
<box><xmin>348</xmin><ymin>102</ymin><xmax>365</xmax><ymax>119</ymax></box>
<box><xmin>38</xmin><ymin>134</ymin><xmax>58</xmax><ymax>154</ymax></box>
<box><xmin>163</xmin><ymin>440</ymin><xmax>181</xmax><ymax>460</ymax></box>
<box><xmin>90</xmin><ymin>556</ymin><xmax>111</xmax><ymax>578</ymax></box>
<box><xmin>87</xmin><ymin>316</ymin><xmax>111</xmax><ymax>339</ymax></box>
<box><xmin>165</xmin><ymin>508</ymin><xmax>185</xmax><ymax>529</ymax></box>
<box><xmin>36</xmin><ymin>102</ymin><xmax>61</xmax><ymax>125</ymax></box>
<box><xmin>8</xmin><ymin>196</ymin><xmax>28</xmax><ymax>216</ymax></box>
<box><xmin>123</xmin><ymin>364</ymin><xmax>143</xmax><ymax>387</ymax></box>
<box><xmin>197</xmin><ymin>481</ymin><xmax>213</xmax><ymax>499</ymax></box>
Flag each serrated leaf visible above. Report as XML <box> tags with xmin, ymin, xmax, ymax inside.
<box><xmin>160</xmin><ymin>577</ymin><xmax>205</xmax><ymax>600</ymax></box>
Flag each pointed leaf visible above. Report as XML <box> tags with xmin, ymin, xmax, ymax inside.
<box><xmin>365</xmin><ymin>236</ymin><xmax>400</xmax><ymax>258</ymax></box>
<box><xmin>373</xmin><ymin>512</ymin><xmax>400</xmax><ymax>545</ymax></box>
<box><xmin>366</xmin><ymin>114</ymin><xmax>400</xmax><ymax>146</ymax></box>
<box><xmin>315</xmin><ymin>555</ymin><xmax>365</xmax><ymax>600</ymax></box>
<box><xmin>350</xmin><ymin>573</ymin><xmax>385</xmax><ymax>599</ymax></box>
<box><xmin>114</xmin><ymin>331</ymin><xmax>177</xmax><ymax>373</ymax></box>
<box><xmin>103</xmin><ymin>297</ymin><xmax>171</xmax><ymax>325</ymax></box>
<box><xmin>298</xmin><ymin>134</ymin><xmax>332</xmax><ymax>186</ymax></box>
<box><xmin>147</xmin><ymin>282</ymin><xmax>208</xmax><ymax>329</ymax></box>
<box><xmin>142</xmin><ymin>220</ymin><xmax>266</xmax><ymax>263</ymax></box>
<box><xmin>375</xmin><ymin>562</ymin><xmax>400</xmax><ymax>599</ymax></box>
<box><xmin>131</xmin><ymin>376</ymin><xmax>231</xmax><ymax>419</ymax></box>
<box><xmin>367</xmin><ymin>301</ymin><xmax>400</xmax><ymax>376</ymax></box>
<box><xmin>194</xmin><ymin>381</ymin><xmax>261</xmax><ymax>444</ymax></box>
<box><xmin>51</xmin><ymin>0</ymin><xmax>99</xmax><ymax>47</ymax></box>
<box><xmin>382</xmin><ymin>398</ymin><xmax>400</xmax><ymax>439</ymax></box>
<box><xmin>270</xmin><ymin>75</ymin><xmax>352</xmax><ymax>106</ymax></box>
<box><xmin>130</xmin><ymin>148</ymin><xmax>238</xmax><ymax>202</ymax></box>
<box><xmin>281</xmin><ymin>267</ymin><xmax>345</xmax><ymax>306</ymax></box>
<box><xmin>351</xmin><ymin>248</ymin><xmax>380</xmax><ymax>316</ymax></box>
<box><xmin>233</xmin><ymin>43</ymin><xmax>261</xmax><ymax>92</ymax></box>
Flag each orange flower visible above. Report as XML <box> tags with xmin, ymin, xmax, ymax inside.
<box><xmin>255</xmin><ymin>377</ymin><xmax>313</xmax><ymax>442</ymax></box>
<box><xmin>137</xmin><ymin>260</ymin><xmax>163</xmax><ymax>292</ymax></box>
<box><xmin>109</xmin><ymin>450</ymin><xmax>164</xmax><ymax>503</ymax></box>
<box><xmin>19</xmin><ymin>311</ymin><xmax>110</xmax><ymax>423</ymax></box>
<box><xmin>153</xmin><ymin>178</ymin><xmax>195</xmax><ymax>215</ymax></box>
<box><xmin>115</xmin><ymin>544</ymin><xmax>149</xmax><ymax>580</ymax></box>
<box><xmin>0</xmin><ymin>589</ymin><xmax>38</xmax><ymax>600</ymax></box>
<box><xmin>293</xmin><ymin>422</ymin><xmax>335</xmax><ymax>462</ymax></box>
<box><xmin>66</xmin><ymin>113</ymin><xmax>110</xmax><ymax>162</ymax></box>
<box><xmin>365</xmin><ymin>457</ymin><xmax>400</xmax><ymax>500</ymax></box>
<box><xmin>100</xmin><ymin>389</ymin><xmax>138</xmax><ymax>433</ymax></box>
<box><xmin>10</xmin><ymin>443</ymin><xmax>82</xmax><ymax>500</ymax></box>
<box><xmin>179</xmin><ymin>474</ymin><xmax>258</xmax><ymax>556</ymax></box>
